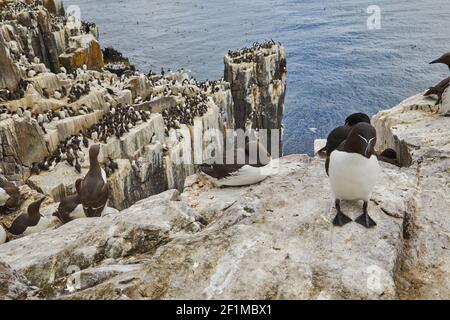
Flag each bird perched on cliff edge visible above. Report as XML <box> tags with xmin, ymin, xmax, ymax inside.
<box><xmin>327</xmin><ymin>122</ymin><xmax>380</xmax><ymax>228</ymax></box>
<box><xmin>75</xmin><ymin>144</ymin><xmax>109</xmax><ymax>217</ymax></box>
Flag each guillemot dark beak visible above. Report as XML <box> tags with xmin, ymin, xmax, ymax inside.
<box><xmin>430</xmin><ymin>58</ymin><xmax>441</xmax><ymax>65</ymax></box>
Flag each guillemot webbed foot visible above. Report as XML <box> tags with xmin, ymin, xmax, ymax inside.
<box><xmin>332</xmin><ymin>211</ymin><xmax>352</xmax><ymax>226</ymax></box>
<box><xmin>355</xmin><ymin>201</ymin><xmax>376</xmax><ymax>228</ymax></box>
<box><xmin>355</xmin><ymin>213</ymin><xmax>376</xmax><ymax>228</ymax></box>
<box><xmin>332</xmin><ymin>199</ymin><xmax>352</xmax><ymax>226</ymax></box>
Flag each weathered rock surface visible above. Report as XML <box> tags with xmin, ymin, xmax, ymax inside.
<box><xmin>42</xmin><ymin>0</ymin><xmax>64</xmax><ymax>16</ymax></box>
<box><xmin>0</xmin><ymin>32</ymin><xmax>23</xmax><ymax>91</ymax></box>
<box><xmin>1</xmin><ymin>0</ymin><xmax>448</xmax><ymax>301</ymax></box>
<box><xmin>1</xmin><ymin>84</ymin><xmax>448</xmax><ymax>300</ymax></box>
<box><xmin>0</xmin><ymin>189</ymin><xmax>204</xmax><ymax>295</ymax></box>
<box><xmin>0</xmin><ymin>262</ymin><xmax>36</xmax><ymax>300</ymax></box>
<box><xmin>0</xmin><ymin>118</ymin><xmax>49</xmax><ymax>181</ymax></box>
<box><xmin>373</xmin><ymin>93</ymin><xmax>450</xmax><ymax>299</ymax></box>
<box><xmin>0</xmin><ymin>154</ymin><xmax>417</xmax><ymax>299</ymax></box>
<box><xmin>59</xmin><ymin>34</ymin><xmax>104</xmax><ymax>72</ymax></box>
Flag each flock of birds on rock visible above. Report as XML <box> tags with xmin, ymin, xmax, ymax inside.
<box><xmin>0</xmin><ymin>57</ymin><xmax>231</xmax><ymax>181</ymax></box>
<box><xmin>49</xmin><ymin>15</ymin><xmax>67</xmax><ymax>32</ymax></box>
<box><xmin>162</xmin><ymin>92</ymin><xmax>210</xmax><ymax>132</ymax></box>
<box><xmin>29</xmin><ymin>104</ymin><xmax>149</xmax><ymax>177</ymax></box>
<box><xmin>197</xmin><ymin>111</ymin><xmax>399</xmax><ymax>230</ymax></box>
<box><xmin>32</xmin><ymin>131</ymin><xmax>88</xmax><ymax>175</ymax></box>
<box><xmin>67</xmin><ymin>80</ymin><xmax>91</xmax><ymax>103</ymax></box>
<box><xmin>85</xmin><ymin>103</ymin><xmax>151</xmax><ymax>143</ymax></box>
<box><xmin>0</xmin><ymin>0</ymin><xmax>41</xmax><ymax>21</ymax></box>
<box><xmin>227</xmin><ymin>40</ymin><xmax>280</xmax><ymax>63</ymax></box>
<box><xmin>424</xmin><ymin>52</ymin><xmax>450</xmax><ymax>106</ymax></box>
<box><xmin>0</xmin><ymin>79</ymin><xmax>29</xmax><ymax>102</ymax></box>
<box><xmin>0</xmin><ymin>104</ymin><xmax>94</xmax><ymax>134</ymax></box>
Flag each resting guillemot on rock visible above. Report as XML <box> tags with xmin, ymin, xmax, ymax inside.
<box><xmin>198</xmin><ymin>140</ymin><xmax>274</xmax><ymax>187</ymax></box>
<box><xmin>75</xmin><ymin>144</ymin><xmax>109</xmax><ymax>217</ymax></box>
<box><xmin>2</xmin><ymin>197</ymin><xmax>46</xmax><ymax>236</ymax></box>
<box><xmin>327</xmin><ymin>122</ymin><xmax>380</xmax><ymax>228</ymax></box>
<box><xmin>53</xmin><ymin>194</ymin><xmax>84</xmax><ymax>224</ymax></box>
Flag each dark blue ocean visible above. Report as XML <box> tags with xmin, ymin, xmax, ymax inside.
<box><xmin>70</xmin><ymin>0</ymin><xmax>450</xmax><ymax>155</ymax></box>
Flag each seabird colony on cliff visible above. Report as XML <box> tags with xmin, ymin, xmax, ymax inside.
<box><xmin>0</xmin><ymin>0</ymin><xmax>246</xmax><ymax>243</ymax></box>
<box><xmin>2</xmin><ymin>2</ymin><xmax>441</xmax><ymax>246</ymax></box>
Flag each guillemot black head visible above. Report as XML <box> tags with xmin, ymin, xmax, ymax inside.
<box><xmin>430</xmin><ymin>52</ymin><xmax>450</xmax><ymax>70</ymax></box>
<box><xmin>342</xmin><ymin>122</ymin><xmax>377</xmax><ymax>158</ymax></box>
<box><xmin>344</xmin><ymin>113</ymin><xmax>371</xmax><ymax>126</ymax></box>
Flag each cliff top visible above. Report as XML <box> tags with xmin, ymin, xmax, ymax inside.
<box><xmin>1</xmin><ymin>93</ymin><xmax>449</xmax><ymax>299</ymax></box>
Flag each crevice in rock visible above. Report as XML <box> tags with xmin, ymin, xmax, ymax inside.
<box><xmin>392</xmin><ymin>161</ymin><xmax>422</xmax><ymax>298</ymax></box>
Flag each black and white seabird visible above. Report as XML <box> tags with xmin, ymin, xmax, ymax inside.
<box><xmin>430</xmin><ymin>52</ymin><xmax>450</xmax><ymax>70</ymax></box>
<box><xmin>321</xmin><ymin>112</ymin><xmax>371</xmax><ymax>169</ymax></box>
<box><xmin>53</xmin><ymin>194</ymin><xmax>84</xmax><ymax>224</ymax></box>
<box><xmin>3</xmin><ymin>197</ymin><xmax>46</xmax><ymax>236</ymax></box>
<box><xmin>327</xmin><ymin>122</ymin><xmax>380</xmax><ymax>228</ymax></box>
<box><xmin>75</xmin><ymin>145</ymin><xmax>109</xmax><ymax>217</ymax></box>
<box><xmin>198</xmin><ymin>140</ymin><xmax>274</xmax><ymax>187</ymax></box>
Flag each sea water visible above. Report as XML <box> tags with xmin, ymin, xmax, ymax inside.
<box><xmin>70</xmin><ymin>0</ymin><xmax>450</xmax><ymax>154</ymax></box>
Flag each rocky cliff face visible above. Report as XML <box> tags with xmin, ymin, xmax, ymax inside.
<box><xmin>0</xmin><ymin>0</ymin><xmax>286</xmax><ymax>214</ymax></box>
<box><xmin>1</xmin><ymin>91</ymin><xmax>449</xmax><ymax>299</ymax></box>
<box><xmin>1</xmin><ymin>0</ymin><xmax>449</xmax><ymax>300</ymax></box>
<box><xmin>372</xmin><ymin>92</ymin><xmax>450</xmax><ymax>299</ymax></box>
<box><xmin>224</xmin><ymin>42</ymin><xmax>286</xmax><ymax>156</ymax></box>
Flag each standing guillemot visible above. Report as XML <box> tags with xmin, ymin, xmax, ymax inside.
<box><xmin>430</xmin><ymin>52</ymin><xmax>450</xmax><ymax>70</ymax></box>
<box><xmin>2</xmin><ymin>197</ymin><xmax>46</xmax><ymax>235</ymax></box>
<box><xmin>53</xmin><ymin>194</ymin><xmax>84</xmax><ymax>224</ymax></box>
<box><xmin>75</xmin><ymin>145</ymin><xmax>109</xmax><ymax>217</ymax></box>
<box><xmin>198</xmin><ymin>140</ymin><xmax>274</xmax><ymax>187</ymax></box>
<box><xmin>327</xmin><ymin>122</ymin><xmax>380</xmax><ymax>228</ymax></box>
